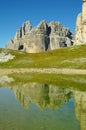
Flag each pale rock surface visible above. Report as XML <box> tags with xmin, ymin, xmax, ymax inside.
<box><xmin>0</xmin><ymin>52</ymin><xmax>15</xmax><ymax>62</ymax></box>
<box><xmin>75</xmin><ymin>0</ymin><xmax>86</xmax><ymax>44</ymax></box>
<box><xmin>24</xmin><ymin>21</ymin><xmax>50</xmax><ymax>53</ymax></box>
<box><xmin>6</xmin><ymin>21</ymin><xmax>32</xmax><ymax>50</ymax></box>
<box><xmin>6</xmin><ymin>20</ymin><xmax>74</xmax><ymax>53</ymax></box>
<box><xmin>49</xmin><ymin>22</ymin><xmax>73</xmax><ymax>50</ymax></box>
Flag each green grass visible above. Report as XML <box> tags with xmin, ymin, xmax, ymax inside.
<box><xmin>8</xmin><ymin>73</ymin><xmax>86</xmax><ymax>91</ymax></box>
<box><xmin>0</xmin><ymin>44</ymin><xmax>86</xmax><ymax>69</ymax></box>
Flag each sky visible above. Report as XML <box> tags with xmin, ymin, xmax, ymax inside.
<box><xmin>0</xmin><ymin>0</ymin><xmax>82</xmax><ymax>47</ymax></box>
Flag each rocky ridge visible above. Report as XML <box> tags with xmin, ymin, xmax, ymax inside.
<box><xmin>6</xmin><ymin>21</ymin><xmax>74</xmax><ymax>53</ymax></box>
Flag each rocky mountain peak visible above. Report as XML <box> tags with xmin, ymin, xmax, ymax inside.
<box><xmin>6</xmin><ymin>20</ymin><xmax>74</xmax><ymax>53</ymax></box>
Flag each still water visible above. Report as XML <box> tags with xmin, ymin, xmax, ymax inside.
<box><xmin>0</xmin><ymin>80</ymin><xmax>86</xmax><ymax>130</ymax></box>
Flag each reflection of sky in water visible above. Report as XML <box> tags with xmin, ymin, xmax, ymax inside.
<box><xmin>0</xmin><ymin>83</ymin><xmax>83</xmax><ymax>130</ymax></box>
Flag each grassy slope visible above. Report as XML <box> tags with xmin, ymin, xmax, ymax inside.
<box><xmin>0</xmin><ymin>44</ymin><xmax>86</xmax><ymax>69</ymax></box>
<box><xmin>0</xmin><ymin>45</ymin><xmax>86</xmax><ymax>91</ymax></box>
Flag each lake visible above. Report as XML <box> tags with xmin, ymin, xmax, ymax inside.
<box><xmin>0</xmin><ymin>75</ymin><xmax>86</xmax><ymax>130</ymax></box>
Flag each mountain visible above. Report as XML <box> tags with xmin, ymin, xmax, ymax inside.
<box><xmin>5</xmin><ymin>21</ymin><xmax>74</xmax><ymax>53</ymax></box>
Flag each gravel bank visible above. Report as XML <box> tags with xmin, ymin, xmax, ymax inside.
<box><xmin>0</xmin><ymin>68</ymin><xmax>86</xmax><ymax>76</ymax></box>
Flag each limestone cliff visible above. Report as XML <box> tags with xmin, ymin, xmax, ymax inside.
<box><xmin>6</xmin><ymin>20</ymin><xmax>74</xmax><ymax>53</ymax></box>
<box><xmin>5</xmin><ymin>21</ymin><xmax>32</xmax><ymax>50</ymax></box>
<box><xmin>75</xmin><ymin>0</ymin><xmax>86</xmax><ymax>44</ymax></box>
<box><xmin>49</xmin><ymin>22</ymin><xmax>73</xmax><ymax>50</ymax></box>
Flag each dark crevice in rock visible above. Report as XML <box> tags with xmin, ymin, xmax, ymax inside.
<box><xmin>18</xmin><ymin>45</ymin><xmax>24</xmax><ymax>50</ymax></box>
<box><xmin>45</xmin><ymin>37</ymin><xmax>50</xmax><ymax>51</ymax></box>
<box><xmin>20</xmin><ymin>28</ymin><xmax>22</xmax><ymax>38</ymax></box>
<box><xmin>59</xmin><ymin>42</ymin><xmax>67</xmax><ymax>48</ymax></box>
<box><xmin>47</xmin><ymin>26</ymin><xmax>51</xmax><ymax>36</ymax></box>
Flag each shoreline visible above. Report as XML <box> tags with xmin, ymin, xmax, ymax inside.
<box><xmin>0</xmin><ymin>68</ymin><xmax>86</xmax><ymax>76</ymax></box>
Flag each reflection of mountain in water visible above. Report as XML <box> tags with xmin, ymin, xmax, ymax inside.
<box><xmin>10</xmin><ymin>83</ymin><xmax>72</xmax><ymax>109</ymax></box>
<box><xmin>74</xmin><ymin>91</ymin><xmax>86</xmax><ymax>130</ymax></box>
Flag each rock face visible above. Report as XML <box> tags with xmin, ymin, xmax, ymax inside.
<box><xmin>6</xmin><ymin>21</ymin><xmax>32</xmax><ymax>50</ymax></box>
<box><xmin>49</xmin><ymin>22</ymin><xmax>73</xmax><ymax>50</ymax></box>
<box><xmin>75</xmin><ymin>0</ymin><xmax>86</xmax><ymax>45</ymax></box>
<box><xmin>24</xmin><ymin>21</ymin><xmax>50</xmax><ymax>53</ymax></box>
<box><xmin>6</xmin><ymin>20</ymin><xmax>74</xmax><ymax>53</ymax></box>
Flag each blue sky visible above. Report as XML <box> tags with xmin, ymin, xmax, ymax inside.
<box><xmin>0</xmin><ymin>0</ymin><xmax>82</xmax><ymax>47</ymax></box>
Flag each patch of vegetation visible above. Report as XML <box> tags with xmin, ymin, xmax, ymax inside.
<box><xmin>0</xmin><ymin>44</ymin><xmax>86</xmax><ymax>69</ymax></box>
<box><xmin>8</xmin><ymin>73</ymin><xmax>86</xmax><ymax>91</ymax></box>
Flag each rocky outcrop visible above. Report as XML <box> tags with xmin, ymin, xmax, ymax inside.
<box><xmin>75</xmin><ymin>0</ymin><xmax>86</xmax><ymax>45</ymax></box>
<box><xmin>24</xmin><ymin>21</ymin><xmax>50</xmax><ymax>53</ymax></box>
<box><xmin>49</xmin><ymin>22</ymin><xmax>73</xmax><ymax>50</ymax></box>
<box><xmin>0</xmin><ymin>51</ymin><xmax>15</xmax><ymax>62</ymax></box>
<box><xmin>6</xmin><ymin>21</ymin><xmax>32</xmax><ymax>50</ymax></box>
<box><xmin>6</xmin><ymin>20</ymin><xmax>74</xmax><ymax>53</ymax></box>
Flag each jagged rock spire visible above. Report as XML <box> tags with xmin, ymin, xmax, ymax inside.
<box><xmin>75</xmin><ymin>0</ymin><xmax>86</xmax><ymax>45</ymax></box>
<box><xmin>6</xmin><ymin>20</ymin><xmax>74</xmax><ymax>53</ymax></box>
